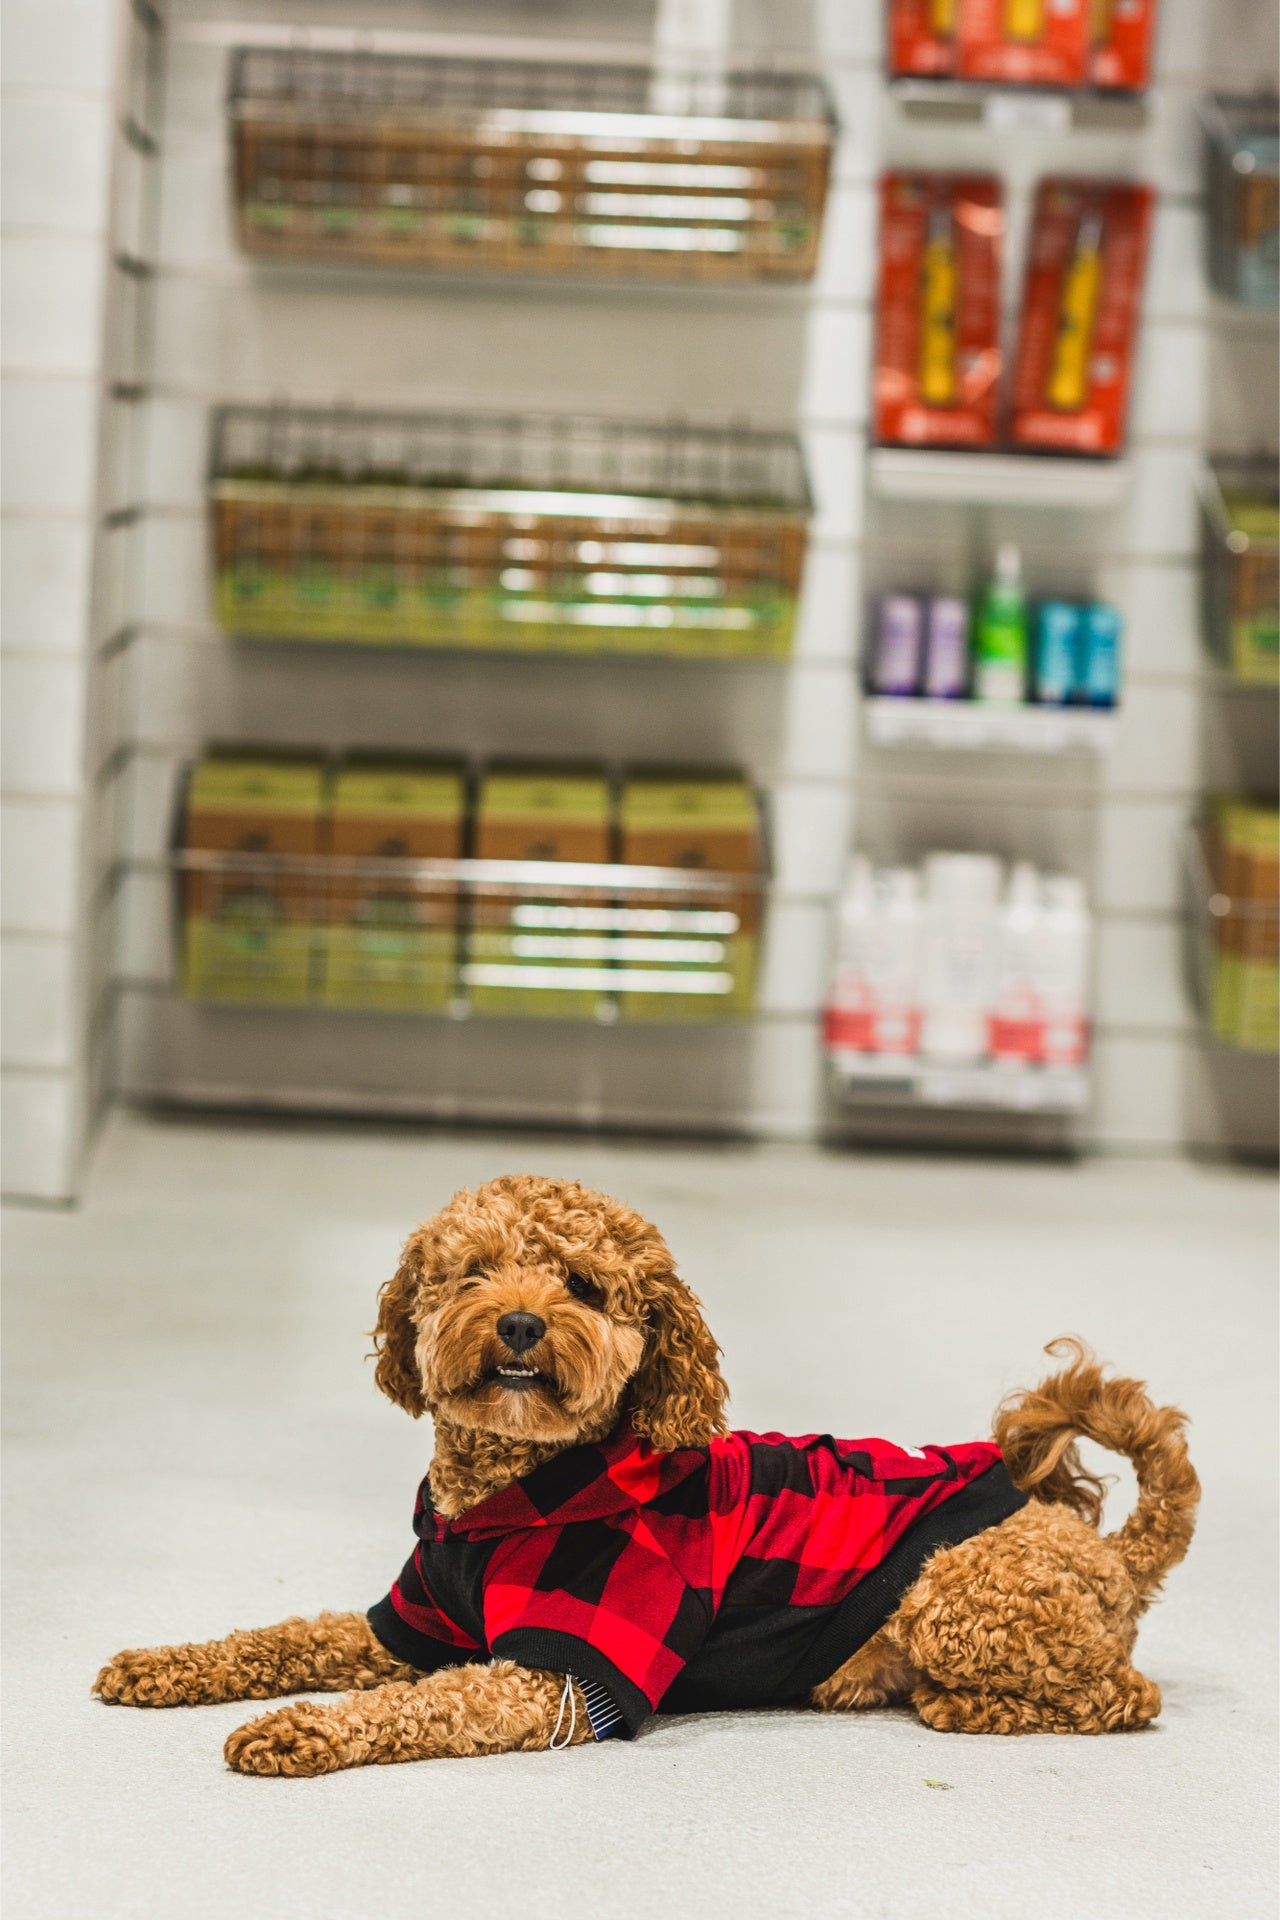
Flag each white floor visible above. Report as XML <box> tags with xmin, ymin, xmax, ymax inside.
<box><xmin>3</xmin><ymin>1112</ymin><xmax>1277</xmax><ymax>1920</ymax></box>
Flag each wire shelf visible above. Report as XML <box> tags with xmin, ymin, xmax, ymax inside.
<box><xmin>228</xmin><ymin>48</ymin><xmax>836</xmax><ymax>283</ymax></box>
<box><xmin>1200</xmin><ymin>92</ymin><xmax>1279</xmax><ymax>310</ymax></box>
<box><xmin>209</xmin><ymin>404</ymin><xmax>811</xmax><ymax>657</ymax></box>
<box><xmin>1197</xmin><ymin>454</ymin><xmax>1279</xmax><ymax>687</ymax></box>
<box><xmin>174</xmin><ymin>847</ymin><xmax>765</xmax><ymax>1024</ymax></box>
<box><xmin>1182</xmin><ymin>825</ymin><xmax>1279</xmax><ymax>1054</ymax></box>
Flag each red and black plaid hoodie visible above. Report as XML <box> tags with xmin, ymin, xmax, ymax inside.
<box><xmin>368</xmin><ymin>1423</ymin><xmax>1026</xmax><ymax>1738</ymax></box>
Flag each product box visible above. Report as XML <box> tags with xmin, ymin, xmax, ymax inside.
<box><xmin>1009</xmin><ymin>179</ymin><xmax>1154</xmax><ymax>456</ymax></box>
<box><xmin>322</xmin><ymin>760</ymin><xmax>465</xmax><ymax>1013</ymax></box>
<box><xmin>618</xmin><ymin>773</ymin><xmax>762</xmax><ymax>1020</ymax></box>
<box><xmin>874</xmin><ymin>173</ymin><xmax>1003</xmax><ymax>451</ymax></box>
<box><xmin>1205</xmin><ymin>800</ymin><xmax>1280</xmax><ymax>1052</ymax></box>
<box><xmin>1089</xmin><ymin>0</ymin><xmax>1159</xmax><ymax>90</ymax></box>
<box><xmin>468</xmin><ymin>767</ymin><xmax>613</xmax><ymax>1019</ymax></box>
<box><xmin>181</xmin><ymin>753</ymin><xmax>329</xmax><ymax>1005</ymax></box>
<box><xmin>956</xmin><ymin>0</ymin><xmax>1089</xmax><ymax>86</ymax></box>
<box><xmin>887</xmin><ymin>0</ymin><xmax>956</xmax><ymax>78</ymax></box>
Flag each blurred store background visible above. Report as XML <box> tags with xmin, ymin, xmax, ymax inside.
<box><xmin>2</xmin><ymin>0</ymin><xmax>1277</xmax><ymax>1203</ymax></box>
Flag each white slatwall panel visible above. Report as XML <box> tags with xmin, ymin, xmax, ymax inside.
<box><xmin>109</xmin><ymin>0</ymin><xmax>1278</xmax><ymax>1155</ymax></box>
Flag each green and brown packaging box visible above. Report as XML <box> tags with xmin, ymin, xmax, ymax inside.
<box><xmin>1206</xmin><ymin>798</ymin><xmax>1279</xmax><ymax>1052</ymax></box>
<box><xmin>323</xmin><ymin>760</ymin><xmax>465</xmax><ymax>1011</ymax></box>
<box><xmin>617</xmin><ymin>772</ymin><xmax>762</xmax><ymax>1020</ymax></box>
<box><xmin>181</xmin><ymin>753</ymin><xmax>328</xmax><ymax>1004</ymax></box>
<box><xmin>468</xmin><ymin>767</ymin><xmax>612</xmax><ymax>1018</ymax></box>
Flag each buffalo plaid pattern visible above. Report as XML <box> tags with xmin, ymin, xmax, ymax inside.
<box><xmin>368</xmin><ymin>1423</ymin><xmax>1026</xmax><ymax>1737</ymax></box>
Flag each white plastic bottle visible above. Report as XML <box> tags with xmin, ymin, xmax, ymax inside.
<box><xmin>1034</xmin><ymin>875</ymin><xmax>1092</xmax><ymax>1068</ymax></box>
<box><xmin>869</xmin><ymin>867</ymin><xmax>924</xmax><ymax>1056</ymax></box>
<box><xmin>827</xmin><ymin>855</ymin><xmax>878</xmax><ymax>1052</ymax></box>
<box><xmin>989</xmin><ymin>861</ymin><xmax>1043</xmax><ymax>1065</ymax></box>
<box><xmin>920</xmin><ymin>853</ymin><xmax>1002</xmax><ymax>1062</ymax></box>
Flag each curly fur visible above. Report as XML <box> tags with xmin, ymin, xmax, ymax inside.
<box><xmin>94</xmin><ymin>1181</ymin><xmax>1198</xmax><ymax>1771</ymax></box>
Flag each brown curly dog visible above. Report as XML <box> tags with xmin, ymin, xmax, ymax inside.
<box><xmin>94</xmin><ymin>1175</ymin><xmax>1199</xmax><ymax>1775</ymax></box>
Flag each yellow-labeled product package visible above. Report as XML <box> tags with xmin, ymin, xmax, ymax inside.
<box><xmin>180</xmin><ymin>753</ymin><xmax>329</xmax><ymax>1005</ymax></box>
<box><xmin>323</xmin><ymin>760</ymin><xmax>465</xmax><ymax>1013</ymax></box>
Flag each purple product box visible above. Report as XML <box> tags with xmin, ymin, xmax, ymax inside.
<box><xmin>922</xmin><ymin>596</ymin><xmax>970</xmax><ymax>699</ymax></box>
<box><xmin>869</xmin><ymin>594</ymin><xmax>924</xmax><ymax>696</ymax></box>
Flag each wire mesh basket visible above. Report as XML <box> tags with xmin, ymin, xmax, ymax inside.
<box><xmin>209</xmin><ymin>404</ymin><xmax>811</xmax><ymax>657</ymax></box>
<box><xmin>228</xmin><ymin>49</ymin><xmax>836</xmax><ymax>283</ymax></box>
<box><xmin>1183</xmin><ymin>820</ymin><xmax>1279</xmax><ymax>1054</ymax></box>
<box><xmin>176</xmin><ymin>848</ymin><xmax>764</xmax><ymax>1023</ymax></box>
<box><xmin>1200</xmin><ymin>92</ymin><xmax>1279</xmax><ymax>309</ymax></box>
<box><xmin>1198</xmin><ymin>455</ymin><xmax>1279</xmax><ymax>685</ymax></box>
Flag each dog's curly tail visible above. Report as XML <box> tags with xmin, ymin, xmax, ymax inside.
<box><xmin>992</xmin><ymin>1337</ymin><xmax>1200</xmax><ymax>1609</ymax></box>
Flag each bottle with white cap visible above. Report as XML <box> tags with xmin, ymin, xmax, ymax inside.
<box><xmin>870</xmin><ymin>867</ymin><xmax>924</xmax><ymax>1055</ymax></box>
<box><xmin>973</xmin><ymin>543</ymin><xmax>1029</xmax><ymax>706</ymax></box>
<box><xmin>827</xmin><ymin>854</ymin><xmax>878</xmax><ymax>1052</ymax></box>
<box><xmin>919</xmin><ymin>853</ymin><xmax>1002</xmax><ymax>1062</ymax></box>
<box><xmin>989</xmin><ymin>861</ymin><xmax>1044</xmax><ymax>1064</ymax></box>
<box><xmin>1034</xmin><ymin>874</ymin><xmax>1092</xmax><ymax>1068</ymax></box>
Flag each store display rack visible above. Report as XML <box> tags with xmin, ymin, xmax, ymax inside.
<box><xmin>826</xmin><ymin>1048</ymin><xmax>1089</xmax><ymax>1113</ymax></box>
<box><xmin>229</xmin><ymin>48</ymin><xmax>836</xmax><ymax>283</ymax></box>
<box><xmin>1182</xmin><ymin>828</ymin><xmax>1278</xmax><ymax>1055</ymax></box>
<box><xmin>866</xmin><ymin>447</ymin><xmax>1131</xmax><ymax>508</ymax></box>
<box><xmin>1197</xmin><ymin>454</ymin><xmax>1279</xmax><ymax>687</ymax></box>
<box><xmin>888</xmin><ymin>79</ymin><xmax>1146</xmax><ymax>133</ymax></box>
<box><xmin>175</xmin><ymin>847</ymin><xmax>765</xmax><ymax>1025</ymax></box>
<box><xmin>863</xmin><ymin>697</ymin><xmax>1115</xmax><ymax>754</ymax></box>
<box><xmin>1200</xmin><ymin>93</ymin><xmax>1280</xmax><ymax>310</ymax></box>
<box><xmin>210</xmin><ymin>404</ymin><xmax>811</xmax><ymax>659</ymax></box>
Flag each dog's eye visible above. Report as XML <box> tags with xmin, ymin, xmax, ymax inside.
<box><xmin>458</xmin><ymin>1264</ymin><xmax>486</xmax><ymax>1290</ymax></box>
<box><xmin>565</xmin><ymin>1272</ymin><xmax>597</xmax><ymax>1303</ymax></box>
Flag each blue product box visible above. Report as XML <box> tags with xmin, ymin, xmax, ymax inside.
<box><xmin>1033</xmin><ymin>602</ymin><xmax>1082</xmax><ymax>706</ymax></box>
<box><xmin>1081</xmin><ymin>604</ymin><xmax>1123</xmax><ymax>708</ymax></box>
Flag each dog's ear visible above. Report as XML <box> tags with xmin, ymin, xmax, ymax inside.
<box><xmin>629</xmin><ymin>1267</ymin><xmax>729</xmax><ymax>1452</ymax></box>
<box><xmin>371</xmin><ymin>1231</ymin><xmax>428</xmax><ymax>1417</ymax></box>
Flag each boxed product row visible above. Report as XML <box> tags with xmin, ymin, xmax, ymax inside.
<box><xmin>1198</xmin><ymin>798</ymin><xmax>1279</xmax><ymax>1054</ymax></box>
<box><xmin>875</xmin><ymin>172</ymin><xmax>1153</xmax><ymax>456</ymax></box>
<box><xmin>1199</xmin><ymin>456</ymin><xmax>1279</xmax><ymax>687</ymax></box>
<box><xmin>178</xmin><ymin>752</ymin><xmax>764</xmax><ymax>1023</ymax></box>
<box><xmin>1201</xmin><ymin>93</ymin><xmax>1279</xmax><ymax>311</ymax></box>
<box><xmin>231</xmin><ymin>50</ymin><xmax>836</xmax><ymax>283</ymax></box>
<box><xmin>211</xmin><ymin>407</ymin><xmax>810</xmax><ymax>659</ymax></box>
<box><xmin>889</xmin><ymin>0</ymin><xmax>1158</xmax><ymax>91</ymax></box>
<box><xmin>867</xmin><ymin>546</ymin><xmax>1122</xmax><ymax>707</ymax></box>
<box><xmin>825</xmin><ymin>852</ymin><xmax>1091</xmax><ymax>1069</ymax></box>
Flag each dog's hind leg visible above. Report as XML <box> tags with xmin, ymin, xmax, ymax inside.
<box><xmin>93</xmin><ymin>1611</ymin><xmax>414</xmax><ymax>1707</ymax></box>
<box><xmin>809</xmin><ymin>1627</ymin><xmax>917</xmax><ymax>1711</ymax></box>
<box><xmin>891</xmin><ymin>1503</ymin><xmax>1161</xmax><ymax>1736</ymax></box>
<box><xmin>912</xmin><ymin>1666</ymin><xmax>1161</xmax><ymax>1735</ymax></box>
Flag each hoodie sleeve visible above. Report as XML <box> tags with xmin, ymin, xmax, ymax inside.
<box><xmin>480</xmin><ymin>1513</ymin><xmax>713</xmax><ymax>1739</ymax></box>
<box><xmin>366</xmin><ymin>1542</ymin><xmax>483</xmax><ymax>1675</ymax></box>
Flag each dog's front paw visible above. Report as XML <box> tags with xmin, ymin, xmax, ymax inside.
<box><xmin>94</xmin><ymin>1645</ymin><xmax>220</xmax><ymax>1707</ymax></box>
<box><xmin>225</xmin><ymin>1703</ymin><xmax>356</xmax><ymax>1777</ymax></box>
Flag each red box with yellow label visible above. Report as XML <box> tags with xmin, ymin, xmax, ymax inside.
<box><xmin>873</xmin><ymin>172</ymin><xmax>1003</xmax><ymax>451</ymax></box>
<box><xmin>1009</xmin><ymin>178</ymin><xmax>1154</xmax><ymax>457</ymax></box>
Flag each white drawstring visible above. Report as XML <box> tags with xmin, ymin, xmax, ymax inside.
<box><xmin>548</xmin><ymin>1672</ymin><xmax>577</xmax><ymax>1751</ymax></box>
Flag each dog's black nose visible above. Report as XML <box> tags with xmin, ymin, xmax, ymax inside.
<box><xmin>496</xmin><ymin>1311</ymin><xmax>545</xmax><ymax>1355</ymax></box>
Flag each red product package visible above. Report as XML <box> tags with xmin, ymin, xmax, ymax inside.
<box><xmin>873</xmin><ymin>172</ymin><xmax>1003</xmax><ymax>450</ymax></box>
<box><xmin>887</xmin><ymin>0</ymin><xmax>957</xmax><ymax>78</ymax></box>
<box><xmin>956</xmin><ymin>0</ymin><xmax>1089</xmax><ymax>86</ymax></box>
<box><xmin>1089</xmin><ymin>0</ymin><xmax>1158</xmax><ymax>89</ymax></box>
<box><xmin>1009</xmin><ymin>179</ymin><xmax>1154</xmax><ymax>457</ymax></box>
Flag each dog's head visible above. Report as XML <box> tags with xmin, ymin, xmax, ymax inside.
<box><xmin>371</xmin><ymin>1175</ymin><xmax>727</xmax><ymax>1451</ymax></box>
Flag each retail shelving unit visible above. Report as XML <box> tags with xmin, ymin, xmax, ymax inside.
<box><xmin>230</xmin><ymin>48</ymin><xmax>836</xmax><ymax>283</ymax></box>
<box><xmin>865</xmin><ymin>448</ymin><xmax>1131</xmax><ymax>508</ymax></box>
<box><xmin>175</xmin><ymin>846</ymin><xmax>765</xmax><ymax>1023</ymax></box>
<box><xmin>210</xmin><ymin>404</ymin><xmax>811</xmax><ymax>658</ymax></box>
<box><xmin>862</xmin><ymin>699</ymin><xmax>1116</xmax><ymax>754</ymax></box>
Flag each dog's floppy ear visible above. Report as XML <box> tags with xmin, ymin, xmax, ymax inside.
<box><xmin>371</xmin><ymin>1230</ymin><xmax>428</xmax><ymax>1417</ymax></box>
<box><xmin>629</xmin><ymin>1266</ymin><xmax>728</xmax><ymax>1452</ymax></box>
